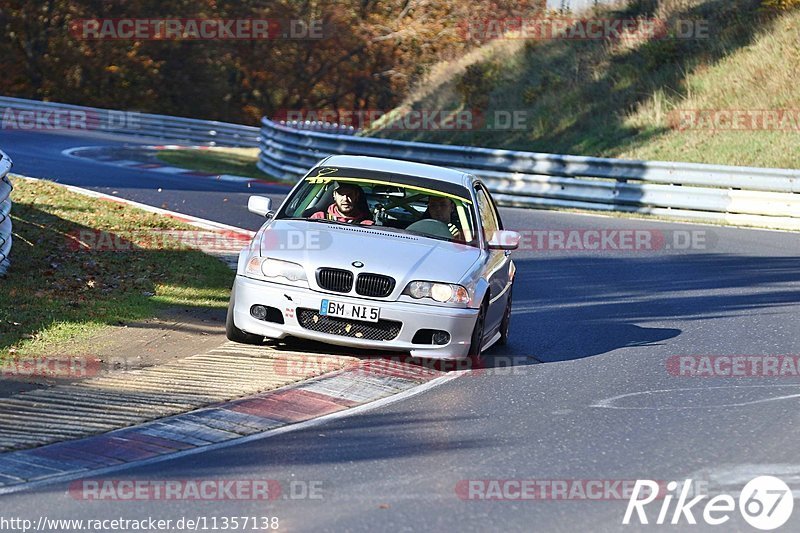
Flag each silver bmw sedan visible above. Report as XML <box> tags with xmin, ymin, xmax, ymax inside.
<box><xmin>227</xmin><ymin>155</ymin><xmax>519</xmax><ymax>360</ymax></box>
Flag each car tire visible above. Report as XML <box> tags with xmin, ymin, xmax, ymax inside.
<box><xmin>499</xmin><ymin>286</ymin><xmax>513</xmax><ymax>346</ymax></box>
<box><xmin>467</xmin><ymin>298</ymin><xmax>488</xmax><ymax>359</ymax></box>
<box><xmin>225</xmin><ymin>286</ymin><xmax>263</xmax><ymax>345</ymax></box>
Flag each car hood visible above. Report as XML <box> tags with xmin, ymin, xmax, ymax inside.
<box><xmin>259</xmin><ymin>219</ymin><xmax>480</xmax><ymax>290</ymax></box>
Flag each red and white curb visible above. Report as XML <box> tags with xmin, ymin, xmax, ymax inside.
<box><xmin>0</xmin><ymin>360</ymin><xmax>461</xmax><ymax>494</ymax></box>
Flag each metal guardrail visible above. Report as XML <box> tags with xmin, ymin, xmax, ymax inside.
<box><xmin>258</xmin><ymin>118</ymin><xmax>800</xmax><ymax>230</ymax></box>
<box><xmin>0</xmin><ymin>95</ymin><xmax>796</xmax><ymax>230</ymax></box>
<box><xmin>0</xmin><ymin>150</ymin><xmax>13</xmax><ymax>276</ymax></box>
<box><xmin>0</xmin><ymin>96</ymin><xmax>259</xmax><ymax>147</ymax></box>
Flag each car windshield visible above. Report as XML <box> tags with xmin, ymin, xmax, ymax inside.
<box><xmin>277</xmin><ymin>170</ymin><xmax>478</xmax><ymax>246</ymax></box>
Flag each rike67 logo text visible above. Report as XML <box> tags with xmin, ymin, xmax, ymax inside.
<box><xmin>623</xmin><ymin>477</ymin><xmax>793</xmax><ymax>530</ymax></box>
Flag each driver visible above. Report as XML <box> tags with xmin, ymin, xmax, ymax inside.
<box><xmin>310</xmin><ymin>181</ymin><xmax>374</xmax><ymax>225</ymax></box>
<box><xmin>425</xmin><ymin>196</ymin><xmax>463</xmax><ymax>241</ymax></box>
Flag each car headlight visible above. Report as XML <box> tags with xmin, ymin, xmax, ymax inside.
<box><xmin>404</xmin><ymin>281</ymin><xmax>470</xmax><ymax>304</ymax></box>
<box><xmin>245</xmin><ymin>256</ymin><xmax>308</xmax><ymax>287</ymax></box>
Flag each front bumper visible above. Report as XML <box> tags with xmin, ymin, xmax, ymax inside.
<box><xmin>232</xmin><ymin>275</ymin><xmax>479</xmax><ymax>359</ymax></box>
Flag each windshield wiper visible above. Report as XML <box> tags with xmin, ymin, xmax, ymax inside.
<box><xmin>375</xmin><ymin>225</ymin><xmax>461</xmax><ymax>244</ymax></box>
<box><xmin>403</xmin><ymin>230</ymin><xmax>455</xmax><ymax>243</ymax></box>
<box><xmin>282</xmin><ymin>217</ymin><xmax>348</xmax><ymax>226</ymax></box>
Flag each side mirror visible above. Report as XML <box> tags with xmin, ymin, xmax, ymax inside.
<box><xmin>248</xmin><ymin>196</ymin><xmax>274</xmax><ymax>218</ymax></box>
<box><xmin>487</xmin><ymin>230</ymin><xmax>521</xmax><ymax>251</ymax></box>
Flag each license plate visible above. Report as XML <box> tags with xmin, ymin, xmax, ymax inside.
<box><xmin>320</xmin><ymin>299</ymin><xmax>380</xmax><ymax>323</ymax></box>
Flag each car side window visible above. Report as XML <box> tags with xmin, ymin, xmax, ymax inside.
<box><xmin>475</xmin><ymin>186</ymin><xmax>499</xmax><ymax>245</ymax></box>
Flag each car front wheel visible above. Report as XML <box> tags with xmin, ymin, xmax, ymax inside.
<box><xmin>225</xmin><ymin>286</ymin><xmax>263</xmax><ymax>345</ymax></box>
<box><xmin>499</xmin><ymin>286</ymin><xmax>512</xmax><ymax>346</ymax></box>
<box><xmin>467</xmin><ymin>299</ymin><xmax>487</xmax><ymax>359</ymax></box>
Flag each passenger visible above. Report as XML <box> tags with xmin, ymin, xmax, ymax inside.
<box><xmin>425</xmin><ymin>196</ymin><xmax>463</xmax><ymax>241</ymax></box>
<box><xmin>310</xmin><ymin>181</ymin><xmax>374</xmax><ymax>225</ymax></box>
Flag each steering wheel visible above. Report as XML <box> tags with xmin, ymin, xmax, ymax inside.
<box><xmin>405</xmin><ymin>218</ymin><xmax>454</xmax><ymax>240</ymax></box>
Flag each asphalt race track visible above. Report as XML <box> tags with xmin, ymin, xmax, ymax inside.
<box><xmin>0</xmin><ymin>129</ymin><xmax>290</xmax><ymax>230</ymax></box>
<box><xmin>2</xmin><ymin>128</ymin><xmax>800</xmax><ymax>531</ymax></box>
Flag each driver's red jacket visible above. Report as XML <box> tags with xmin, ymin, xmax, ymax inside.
<box><xmin>310</xmin><ymin>204</ymin><xmax>374</xmax><ymax>225</ymax></box>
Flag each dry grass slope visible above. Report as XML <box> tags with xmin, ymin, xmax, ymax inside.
<box><xmin>367</xmin><ymin>0</ymin><xmax>800</xmax><ymax>168</ymax></box>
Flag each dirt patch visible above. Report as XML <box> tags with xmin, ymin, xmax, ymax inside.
<box><xmin>0</xmin><ymin>306</ymin><xmax>227</xmax><ymax>398</ymax></box>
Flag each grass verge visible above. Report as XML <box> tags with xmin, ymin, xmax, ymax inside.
<box><xmin>0</xmin><ymin>178</ymin><xmax>234</xmax><ymax>359</ymax></box>
<box><xmin>156</xmin><ymin>147</ymin><xmax>278</xmax><ymax>181</ymax></box>
<box><xmin>367</xmin><ymin>0</ymin><xmax>800</xmax><ymax>169</ymax></box>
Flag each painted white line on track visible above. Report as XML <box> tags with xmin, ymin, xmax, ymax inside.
<box><xmin>61</xmin><ymin>145</ymin><xmax>265</xmax><ymax>185</ymax></box>
<box><xmin>13</xmin><ymin>174</ymin><xmax>254</xmax><ymax>236</ymax></box>
<box><xmin>592</xmin><ymin>384</ymin><xmax>800</xmax><ymax>410</ymax></box>
<box><xmin>218</xmin><ymin>174</ymin><xmax>256</xmax><ymax>183</ymax></box>
<box><xmin>151</xmin><ymin>166</ymin><xmax>192</xmax><ymax>174</ymax></box>
<box><xmin>61</xmin><ymin>146</ymin><xmax>109</xmax><ymax>160</ymax></box>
